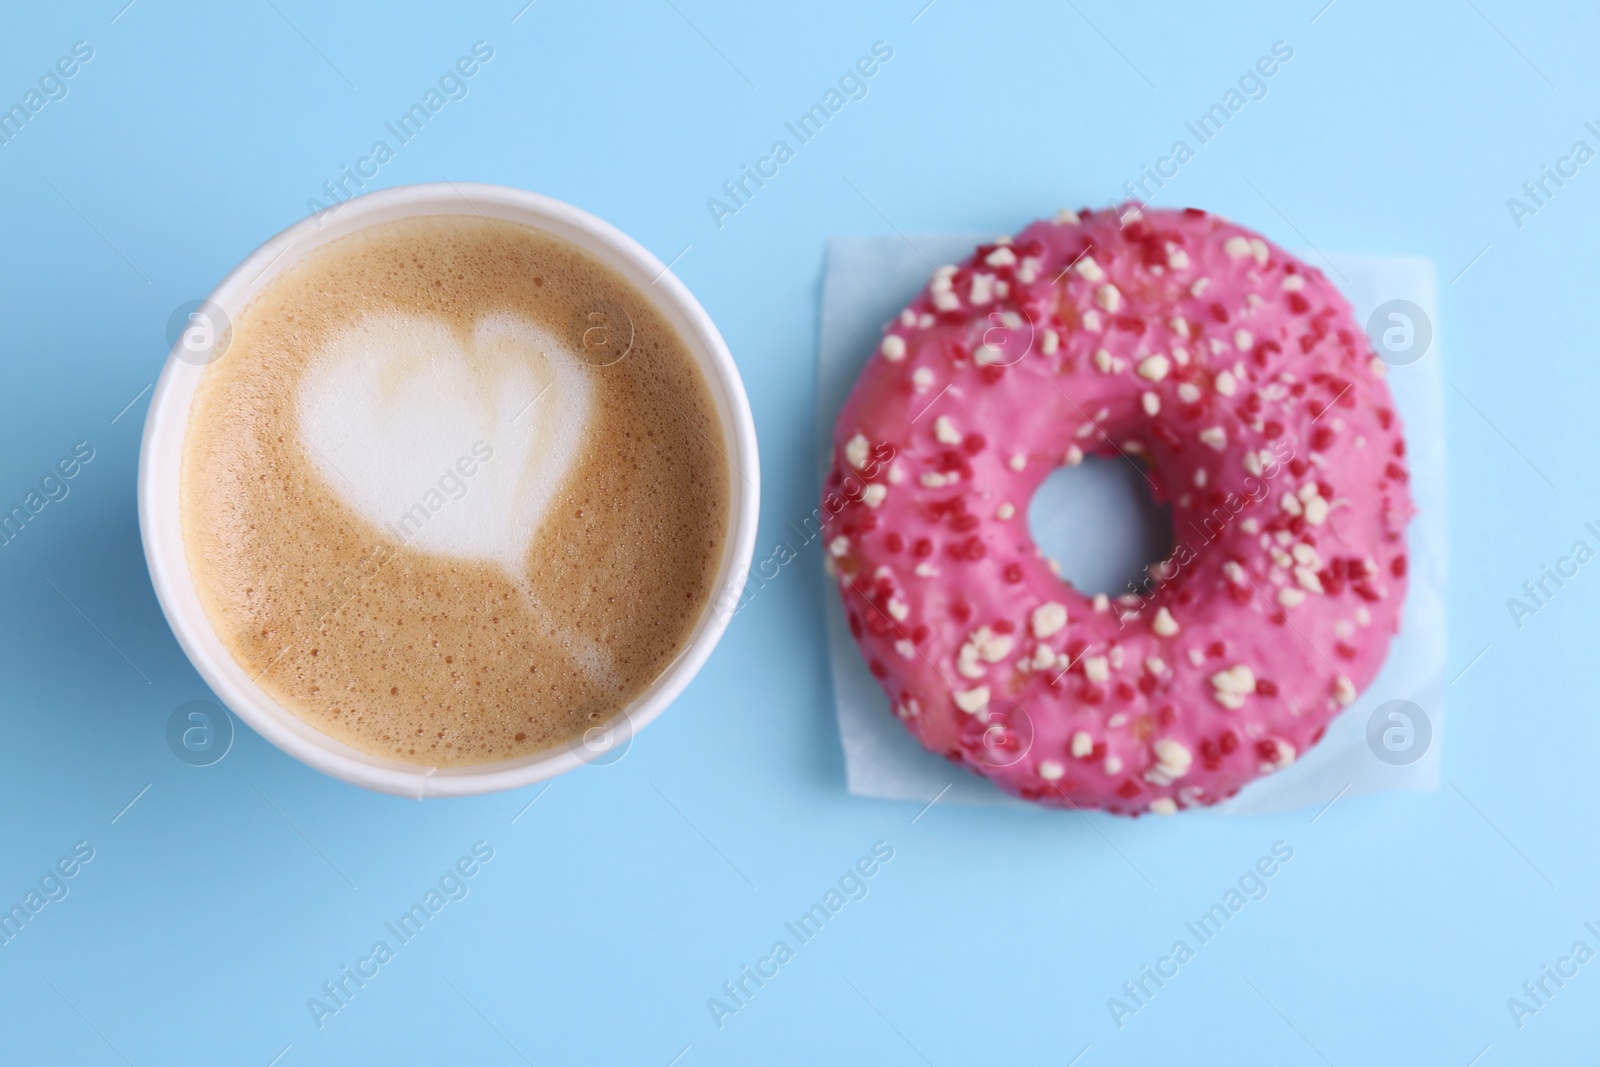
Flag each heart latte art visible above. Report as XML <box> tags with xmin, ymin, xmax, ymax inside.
<box><xmin>296</xmin><ymin>311</ymin><xmax>593</xmax><ymax>582</ymax></box>
<box><xmin>180</xmin><ymin>216</ymin><xmax>730</xmax><ymax>766</ymax></box>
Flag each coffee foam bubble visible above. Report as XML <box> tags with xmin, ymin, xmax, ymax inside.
<box><xmin>297</xmin><ymin>311</ymin><xmax>593</xmax><ymax>584</ymax></box>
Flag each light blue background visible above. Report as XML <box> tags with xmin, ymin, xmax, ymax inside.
<box><xmin>0</xmin><ymin>1</ymin><xmax>1593</xmax><ymax>1063</ymax></box>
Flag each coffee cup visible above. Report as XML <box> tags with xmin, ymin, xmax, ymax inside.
<box><xmin>140</xmin><ymin>183</ymin><xmax>758</xmax><ymax>797</ymax></box>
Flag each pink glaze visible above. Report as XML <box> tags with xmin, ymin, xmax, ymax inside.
<box><xmin>822</xmin><ymin>205</ymin><xmax>1413</xmax><ymax>816</ymax></box>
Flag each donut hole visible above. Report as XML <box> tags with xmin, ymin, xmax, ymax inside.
<box><xmin>1027</xmin><ymin>454</ymin><xmax>1174</xmax><ymax>597</ymax></box>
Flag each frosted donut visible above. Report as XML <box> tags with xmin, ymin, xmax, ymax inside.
<box><xmin>823</xmin><ymin>205</ymin><xmax>1413</xmax><ymax>815</ymax></box>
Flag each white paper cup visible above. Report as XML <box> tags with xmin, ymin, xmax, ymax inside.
<box><xmin>139</xmin><ymin>183</ymin><xmax>759</xmax><ymax>797</ymax></box>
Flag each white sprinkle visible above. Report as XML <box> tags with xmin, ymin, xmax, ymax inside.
<box><xmin>934</xmin><ymin>291</ymin><xmax>960</xmax><ymax>311</ymax></box>
<box><xmin>1211</xmin><ymin>665</ymin><xmax>1255</xmax><ymax>709</ymax></box>
<box><xmin>913</xmin><ymin>561</ymin><xmax>937</xmax><ymax>578</ymax></box>
<box><xmin>979</xmin><ymin>631</ymin><xmax>1013</xmax><ymax>663</ymax></box>
<box><xmin>899</xmin><ymin>309</ymin><xmax>915</xmax><ymax>327</ymax></box>
<box><xmin>1145</xmin><ymin>656</ymin><xmax>1166</xmax><ymax>675</ymax></box>
<box><xmin>1234</xmin><ymin>329</ymin><xmax>1253</xmax><ymax>351</ymax></box>
<box><xmin>888</xmin><ymin>463</ymin><xmax>905</xmax><ymax>484</ymax></box>
<box><xmin>1082</xmin><ymin>310</ymin><xmax>1102</xmax><ymax>331</ymax></box>
<box><xmin>1094</xmin><ymin>348</ymin><xmax>1115</xmax><ymax>373</ymax></box>
<box><xmin>1071</xmin><ymin>732</ymin><xmax>1093</xmax><ymax>758</ymax></box>
<box><xmin>953</xmin><ymin>687</ymin><xmax>990</xmax><ymax>714</ymax></box>
<box><xmin>969</xmin><ymin>273</ymin><xmax>995</xmax><ymax>305</ymax></box>
<box><xmin>1214</xmin><ymin>370</ymin><xmax>1237</xmax><ymax>397</ymax></box>
<box><xmin>1334</xmin><ymin>675</ymin><xmax>1356</xmax><ymax>707</ymax></box>
<box><xmin>1008</xmin><ymin>453</ymin><xmax>1026</xmax><ymax>471</ymax></box>
<box><xmin>912</xmin><ymin>367</ymin><xmax>935</xmax><ymax>393</ymax></box>
<box><xmin>1142</xmin><ymin>392</ymin><xmax>1160</xmax><ymax>416</ymax></box>
<box><xmin>1137</xmin><ymin>354</ymin><xmax>1171</xmax><ymax>381</ymax></box>
<box><xmin>1152</xmin><ymin>607</ymin><xmax>1179</xmax><ymax>637</ymax></box>
<box><xmin>1065</xmin><ymin>444</ymin><xmax>1084</xmax><ymax>466</ymax></box>
<box><xmin>1096</xmin><ymin>284</ymin><xmax>1122</xmax><ymax>313</ymax></box>
<box><xmin>1304</xmin><ymin>494</ymin><xmax>1330</xmax><ymax>526</ymax></box>
<box><xmin>1031</xmin><ymin>601</ymin><xmax>1068</xmax><ymax>639</ymax></box>
<box><xmin>985</xmin><ymin>247</ymin><xmax>1016</xmax><ymax>267</ymax></box>
<box><xmin>1084</xmin><ymin>656</ymin><xmax>1110</xmax><ymax>683</ymax></box>
<box><xmin>1149</xmin><ymin>798</ymin><xmax>1178</xmax><ymax>815</ymax></box>
<box><xmin>828</xmin><ymin>536</ymin><xmax>850</xmax><ymax>557</ymax></box>
<box><xmin>1056</xmin><ymin>208</ymin><xmax>1081</xmax><ymax>224</ymax></box>
<box><xmin>1039</xmin><ymin>326</ymin><xmax>1059</xmax><ymax>355</ymax></box>
<box><xmin>845</xmin><ymin>434</ymin><xmax>870</xmax><ymax>470</ymax></box>
<box><xmin>1277</xmin><ymin>587</ymin><xmax>1306</xmax><ymax>608</ymax></box>
<box><xmin>1171</xmin><ymin>344</ymin><xmax>1190</xmax><ymax>365</ymax></box>
<box><xmin>1169</xmin><ymin>317</ymin><xmax>1190</xmax><ymax>339</ymax></box>
<box><xmin>1199</xmin><ymin>427</ymin><xmax>1227</xmax><ymax>451</ymax></box>
<box><xmin>1092</xmin><ymin>593</ymin><xmax>1110</xmax><ymax>613</ymax></box>
<box><xmin>1190</xmin><ymin>277</ymin><xmax>1210</xmax><ymax>297</ymax></box>
<box><xmin>1104</xmin><ymin>755</ymin><xmax>1123</xmax><ymax>775</ymax></box>
<box><xmin>934</xmin><ymin>415</ymin><xmax>961</xmax><ymax>445</ymax></box>
<box><xmin>1038</xmin><ymin>759</ymin><xmax>1065</xmax><ymax>781</ymax></box>
<box><xmin>997</xmin><ymin>502</ymin><xmax>1015</xmax><ymax>521</ymax></box>
<box><xmin>880</xmin><ymin>334</ymin><xmax>907</xmax><ymax>362</ymax></box>
<box><xmin>886</xmin><ymin>597</ymin><xmax>908</xmax><ymax>621</ymax></box>
<box><xmin>1224</xmin><ymin>235</ymin><xmax>1252</xmax><ymax>259</ymax></box>
<box><xmin>956</xmin><ymin>646</ymin><xmax>985</xmax><ymax>680</ymax></box>
<box><xmin>1153</xmin><ymin>738</ymin><xmax>1193</xmax><ymax>777</ymax></box>
<box><xmin>1177</xmin><ymin>382</ymin><xmax>1201</xmax><ymax>403</ymax></box>
<box><xmin>1283</xmin><ymin>274</ymin><xmax>1305</xmax><ymax>291</ymax></box>
<box><xmin>894</xmin><ymin>639</ymin><xmax>915</xmax><ymax>659</ymax></box>
<box><xmin>1294</xmin><ymin>566</ymin><xmax>1323</xmax><ymax>593</ymax></box>
<box><xmin>1075</xmin><ymin>256</ymin><xmax>1105</xmax><ymax>282</ymax></box>
<box><xmin>1167</xmin><ymin>246</ymin><xmax>1190</xmax><ymax>270</ymax></box>
<box><xmin>1249</xmin><ymin>237</ymin><xmax>1269</xmax><ymax>266</ymax></box>
<box><xmin>861</xmin><ymin>484</ymin><xmax>887</xmax><ymax>509</ymax></box>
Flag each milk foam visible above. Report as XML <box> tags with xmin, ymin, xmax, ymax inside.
<box><xmin>296</xmin><ymin>311</ymin><xmax>593</xmax><ymax>582</ymax></box>
<box><xmin>182</xmin><ymin>214</ymin><xmax>730</xmax><ymax>766</ymax></box>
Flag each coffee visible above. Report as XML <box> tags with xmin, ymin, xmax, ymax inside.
<box><xmin>180</xmin><ymin>215</ymin><xmax>731</xmax><ymax>766</ymax></box>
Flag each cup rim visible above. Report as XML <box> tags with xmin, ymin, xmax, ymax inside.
<box><xmin>139</xmin><ymin>182</ymin><xmax>758</xmax><ymax>797</ymax></box>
